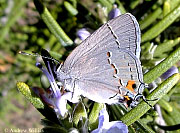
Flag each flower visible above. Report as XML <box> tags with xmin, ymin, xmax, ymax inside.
<box><xmin>160</xmin><ymin>66</ymin><xmax>179</xmax><ymax>80</ymax></box>
<box><xmin>91</xmin><ymin>108</ymin><xmax>128</xmax><ymax>133</ymax></box>
<box><xmin>35</xmin><ymin>62</ymin><xmax>68</xmax><ymax>117</ymax></box>
<box><xmin>76</xmin><ymin>28</ymin><xmax>91</xmax><ymax>41</ymax></box>
<box><xmin>108</xmin><ymin>7</ymin><xmax>121</xmax><ymax>20</ymax></box>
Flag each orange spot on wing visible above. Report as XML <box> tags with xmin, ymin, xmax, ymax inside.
<box><xmin>126</xmin><ymin>80</ymin><xmax>136</xmax><ymax>93</ymax></box>
<box><xmin>107</xmin><ymin>52</ymin><xmax>111</xmax><ymax>57</ymax></box>
<box><xmin>111</xmin><ymin>64</ymin><xmax>115</xmax><ymax>68</ymax></box>
<box><xmin>124</xmin><ymin>95</ymin><xmax>130</xmax><ymax>101</ymax></box>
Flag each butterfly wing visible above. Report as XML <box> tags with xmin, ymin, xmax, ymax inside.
<box><xmin>61</xmin><ymin>13</ymin><xmax>143</xmax><ymax>102</ymax></box>
<box><xmin>63</xmin><ymin>13</ymin><xmax>141</xmax><ymax>72</ymax></box>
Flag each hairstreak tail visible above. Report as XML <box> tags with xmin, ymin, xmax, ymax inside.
<box><xmin>41</xmin><ymin>13</ymin><xmax>145</xmax><ymax>107</ymax></box>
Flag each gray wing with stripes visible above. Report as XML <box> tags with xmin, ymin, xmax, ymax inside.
<box><xmin>61</xmin><ymin>13</ymin><xmax>144</xmax><ymax>97</ymax></box>
<box><xmin>63</xmin><ymin>13</ymin><xmax>141</xmax><ymax>73</ymax></box>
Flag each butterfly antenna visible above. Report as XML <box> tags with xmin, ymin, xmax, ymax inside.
<box><xmin>19</xmin><ymin>51</ymin><xmax>61</xmax><ymax>65</ymax></box>
<box><xmin>141</xmin><ymin>95</ymin><xmax>159</xmax><ymax>109</ymax></box>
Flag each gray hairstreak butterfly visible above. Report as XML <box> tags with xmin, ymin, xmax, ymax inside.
<box><xmin>26</xmin><ymin>13</ymin><xmax>145</xmax><ymax>108</ymax></box>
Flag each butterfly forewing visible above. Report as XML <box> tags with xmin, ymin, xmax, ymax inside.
<box><xmin>62</xmin><ymin>13</ymin><xmax>141</xmax><ymax>73</ymax></box>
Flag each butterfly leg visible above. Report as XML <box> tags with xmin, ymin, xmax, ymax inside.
<box><xmin>61</xmin><ymin>91</ymin><xmax>80</xmax><ymax>103</ymax></box>
<box><xmin>65</xmin><ymin>78</ymin><xmax>80</xmax><ymax>103</ymax></box>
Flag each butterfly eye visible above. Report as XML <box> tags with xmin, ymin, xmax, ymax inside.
<box><xmin>132</xmin><ymin>83</ymin><xmax>137</xmax><ymax>89</ymax></box>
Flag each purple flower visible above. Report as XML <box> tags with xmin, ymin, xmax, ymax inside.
<box><xmin>76</xmin><ymin>28</ymin><xmax>91</xmax><ymax>41</ymax></box>
<box><xmin>91</xmin><ymin>108</ymin><xmax>128</xmax><ymax>133</ymax></box>
<box><xmin>35</xmin><ymin>62</ymin><xmax>68</xmax><ymax>117</ymax></box>
<box><xmin>161</xmin><ymin>66</ymin><xmax>179</xmax><ymax>80</ymax></box>
<box><xmin>31</xmin><ymin>87</ymin><xmax>54</xmax><ymax>107</ymax></box>
<box><xmin>108</xmin><ymin>8</ymin><xmax>121</xmax><ymax>20</ymax></box>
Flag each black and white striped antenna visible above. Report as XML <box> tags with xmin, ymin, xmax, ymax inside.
<box><xmin>19</xmin><ymin>51</ymin><xmax>61</xmax><ymax>65</ymax></box>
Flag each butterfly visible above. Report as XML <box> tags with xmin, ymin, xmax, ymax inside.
<box><xmin>39</xmin><ymin>13</ymin><xmax>146</xmax><ymax>108</ymax></box>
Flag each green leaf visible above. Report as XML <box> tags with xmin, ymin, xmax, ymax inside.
<box><xmin>158</xmin><ymin>98</ymin><xmax>173</xmax><ymax>112</ymax></box>
<box><xmin>163</xmin><ymin>1</ymin><xmax>171</xmax><ymax>17</ymax></box>
<box><xmin>141</xmin><ymin>4</ymin><xmax>180</xmax><ymax>42</ymax></box>
<box><xmin>33</xmin><ymin>0</ymin><xmax>73</xmax><ymax>46</ymax></box>
<box><xmin>140</xmin><ymin>7</ymin><xmax>162</xmax><ymax>30</ymax></box>
<box><xmin>16</xmin><ymin>81</ymin><xmax>44</xmax><ymax>109</ymax></box>
<box><xmin>115</xmin><ymin>0</ymin><xmax>126</xmax><ymax>14</ymax></box>
<box><xmin>64</xmin><ymin>1</ymin><xmax>78</xmax><ymax>16</ymax></box>
<box><xmin>98</xmin><ymin>0</ymin><xmax>112</xmax><ymax>12</ymax></box>
<box><xmin>73</xmin><ymin>102</ymin><xmax>87</xmax><ymax>126</ymax></box>
<box><xmin>144</xmin><ymin>46</ymin><xmax>180</xmax><ymax>84</ymax></box>
<box><xmin>153</xmin><ymin>37</ymin><xmax>180</xmax><ymax>57</ymax></box>
<box><xmin>162</xmin><ymin>102</ymin><xmax>180</xmax><ymax>126</ymax></box>
<box><xmin>88</xmin><ymin>103</ymin><xmax>105</xmax><ymax>130</ymax></box>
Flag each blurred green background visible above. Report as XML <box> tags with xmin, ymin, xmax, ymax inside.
<box><xmin>0</xmin><ymin>0</ymin><xmax>180</xmax><ymax>132</ymax></box>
